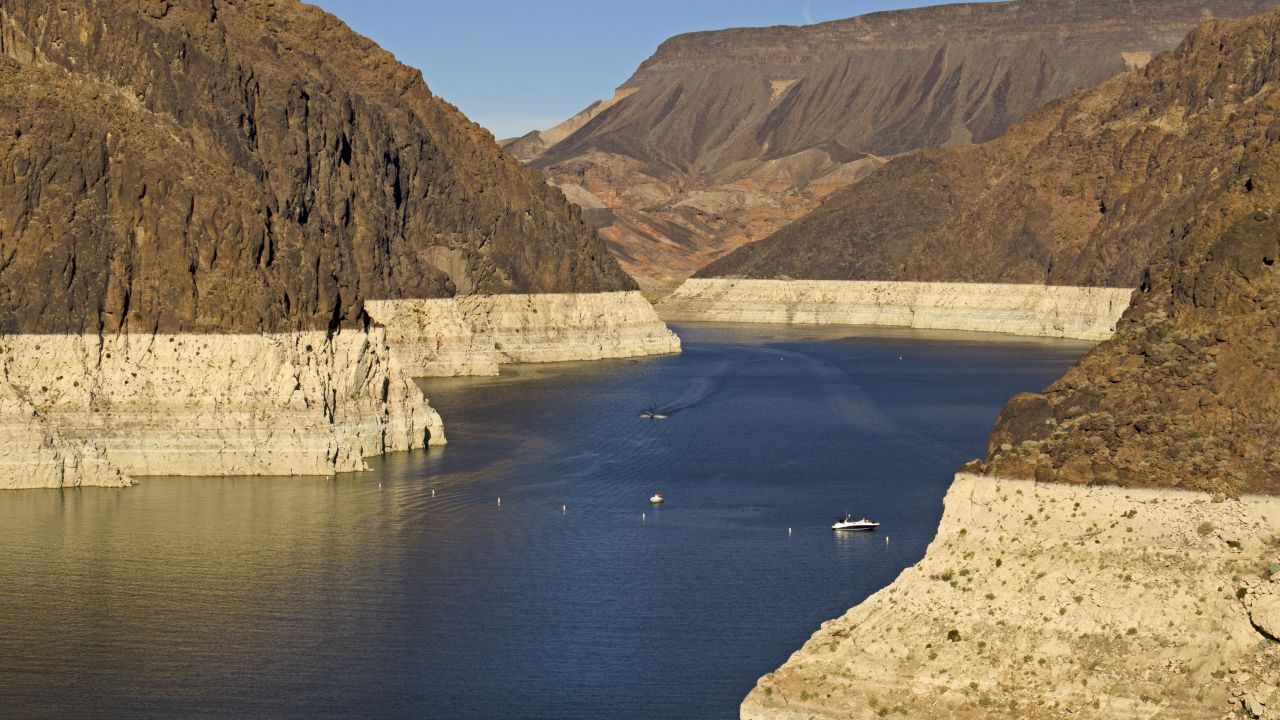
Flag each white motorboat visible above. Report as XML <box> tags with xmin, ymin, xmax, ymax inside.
<box><xmin>650</xmin><ymin>493</ymin><xmax>665</xmax><ymax>504</ymax></box>
<box><xmin>640</xmin><ymin>406</ymin><xmax>669</xmax><ymax>420</ymax></box>
<box><xmin>832</xmin><ymin>514</ymin><xmax>879</xmax><ymax>531</ymax></box>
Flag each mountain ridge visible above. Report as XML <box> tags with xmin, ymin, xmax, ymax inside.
<box><xmin>515</xmin><ymin>0</ymin><xmax>1278</xmax><ymax>287</ymax></box>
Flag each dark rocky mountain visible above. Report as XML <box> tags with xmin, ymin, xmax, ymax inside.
<box><xmin>0</xmin><ymin>0</ymin><xmax>633</xmax><ymax>335</ymax></box>
<box><xmin>515</xmin><ymin>0</ymin><xmax>1278</xmax><ymax>288</ymax></box>
<box><xmin>700</xmin><ymin>5</ymin><xmax>1280</xmax><ymax>290</ymax></box>
<box><xmin>944</xmin><ymin>11</ymin><xmax>1280</xmax><ymax>495</ymax></box>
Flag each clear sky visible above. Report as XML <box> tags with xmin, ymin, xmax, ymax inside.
<box><xmin>308</xmin><ymin>1</ymin><xmax>987</xmax><ymax>140</ymax></box>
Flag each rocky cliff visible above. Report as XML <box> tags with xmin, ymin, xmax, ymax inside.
<box><xmin>658</xmin><ymin>279</ymin><xmax>1131</xmax><ymax>340</ymax></box>
<box><xmin>742</xmin><ymin>474</ymin><xmax>1280</xmax><ymax>719</ymax></box>
<box><xmin>516</xmin><ymin>0</ymin><xmax>1276</xmax><ymax>288</ymax></box>
<box><xmin>701</xmin><ymin>5</ymin><xmax>1280</xmax><ymax>290</ymax></box>
<box><xmin>743</xmin><ymin>11</ymin><xmax>1280</xmax><ymax>718</ymax></box>
<box><xmin>0</xmin><ymin>0</ymin><xmax>667</xmax><ymax>488</ymax></box>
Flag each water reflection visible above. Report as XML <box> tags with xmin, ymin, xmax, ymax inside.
<box><xmin>0</xmin><ymin>323</ymin><xmax>1089</xmax><ymax>719</ymax></box>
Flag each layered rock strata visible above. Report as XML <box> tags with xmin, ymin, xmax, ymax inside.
<box><xmin>367</xmin><ymin>292</ymin><xmax>681</xmax><ymax>377</ymax></box>
<box><xmin>0</xmin><ymin>330</ymin><xmax>442</xmax><ymax>489</ymax></box>
<box><xmin>657</xmin><ymin>280</ymin><xmax>1132</xmax><ymax>341</ymax></box>
<box><xmin>0</xmin><ymin>0</ymin><xmax>670</xmax><ymax>488</ymax></box>
<box><xmin>517</xmin><ymin>0</ymin><xmax>1276</xmax><ymax>287</ymax></box>
<box><xmin>742</xmin><ymin>473</ymin><xmax>1280</xmax><ymax>719</ymax></box>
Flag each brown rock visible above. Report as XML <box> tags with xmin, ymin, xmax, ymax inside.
<box><xmin>0</xmin><ymin>0</ymin><xmax>633</xmax><ymax>335</ymax></box>
<box><xmin>518</xmin><ymin>0</ymin><xmax>1276</xmax><ymax>287</ymax></box>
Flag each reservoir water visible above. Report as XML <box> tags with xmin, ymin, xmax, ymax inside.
<box><xmin>0</xmin><ymin>324</ymin><xmax>1088</xmax><ymax>719</ymax></box>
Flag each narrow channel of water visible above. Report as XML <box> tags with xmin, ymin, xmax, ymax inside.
<box><xmin>0</xmin><ymin>324</ymin><xmax>1089</xmax><ymax>719</ymax></box>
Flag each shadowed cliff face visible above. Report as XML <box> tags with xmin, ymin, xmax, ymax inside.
<box><xmin>954</xmin><ymin>12</ymin><xmax>1280</xmax><ymax>496</ymax></box>
<box><xmin>0</xmin><ymin>0</ymin><xmax>634</xmax><ymax>335</ymax></box>
<box><xmin>513</xmin><ymin>0</ymin><xmax>1277</xmax><ymax>287</ymax></box>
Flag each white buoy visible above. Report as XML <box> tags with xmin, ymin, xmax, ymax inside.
<box><xmin>498</xmin><ymin>497</ymin><xmax>502</xmax><ymax>506</ymax></box>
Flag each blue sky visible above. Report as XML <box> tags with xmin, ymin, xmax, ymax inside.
<box><xmin>309</xmin><ymin>1</ymin><xmax>984</xmax><ymax>140</ymax></box>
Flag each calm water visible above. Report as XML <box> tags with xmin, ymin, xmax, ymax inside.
<box><xmin>0</xmin><ymin>324</ymin><xmax>1088</xmax><ymax>719</ymax></box>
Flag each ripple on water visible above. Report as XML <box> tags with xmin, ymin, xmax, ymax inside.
<box><xmin>0</xmin><ymin>323</ymin><xmax>1091</xmax><ymax>720</ymax></box>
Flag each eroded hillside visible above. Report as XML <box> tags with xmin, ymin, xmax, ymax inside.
<box><xmin>0</xmin><ymin>0</ymin><xmax>633</xmax><ymax>335</ymax></box>
<box><xmin>515</xmin><ymin>0</ymin><xmax>1276</xmax><ymax>288</ymax></box>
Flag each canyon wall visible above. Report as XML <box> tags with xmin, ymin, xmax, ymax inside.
<box><xmin>658</xmin><ymin>280</ymin><xmax>1132</xmax><ymax>341</ymax></box>
<box><xmin>514</xmin><ymin>0</ymin><xmax>1277</xmax><ymax>287</ymax></box>
<box><xmin>367</xmin><ymin>292</ymin><xmax>681</xmax><ymax>377</ymax></box>
<box><xmin>742</xmin><ymin>474</ymin><xmax>1280</xmax><ymax>719</ymax></box>
<box><xmin>0</xmin><ymin>330</ymin><xmax>442</xmax><ymax>489</ymax></box>
<box><xmin>0</xmin><ymin>0</ymin><xmax>674</xmax><ymax>489</ymax></box>
<box><xmin>746</xmin><ymin>10</ymin><xmax>1280</xmax><ymax>718</ymax></box>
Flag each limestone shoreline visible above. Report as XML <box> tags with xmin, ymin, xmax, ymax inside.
<box><xmin>742</xmin><ymin>473</ymin><xmax>1280</xmax><ymax>719</ymax></box>
<box><xmin>367</xmin><ymin>291</ymin><xmax>681</xmax><ymax>377</ymax></box>
<box><xmin>0</xmin><ymin>292</ymin><xmax>680</xmax><ymax>489</ymax></box>
<box><xmin>658</xmin><ymin>279</ymin><xmax>1134</xmax><ymax>341</ymax></box>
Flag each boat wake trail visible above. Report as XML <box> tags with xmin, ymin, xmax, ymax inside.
<box><xmin>649</xmin><ymin>353</ymin><xmax>736</xmax><ymax>416</ymax></box>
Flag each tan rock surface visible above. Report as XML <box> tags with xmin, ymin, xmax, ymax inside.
<box><xmin>367</xmin><ymin>292</ymin><xmax>681</xmax><ymax>377</ymax></box>
<box><xmin>0</xmin><ymin>329</ymin><xmax>442</xmax><ymax>488</ymax></box>
<box><xmin>657</xmin><ymin>279</ymin><xmax>1132</xmax><ymax>340</ymax></box>
<box><xmin>742</xmin><ymin>474</ymin><xmax>1280</xmax><ymax>719</ymax></box>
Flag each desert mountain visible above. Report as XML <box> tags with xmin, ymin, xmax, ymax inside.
<box><xmin>702</xmin><ymin>5</ymin><xmax>1280</xmax><ymax>495</ymax></box>
<box><xmin>514</xmin><ymin>0</ymin><xmax>1277</xmax><ymax>289</ymax></box>
<box><xmin>0</xmin><ymin>0</ymin><xmax>633</xmax><ymax>336</ymax></box>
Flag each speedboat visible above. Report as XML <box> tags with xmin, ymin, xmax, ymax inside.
<box><xmin>640</xmin><ymin>406</ymin><xmax>669</xmax><ymax>420</ymax></box>
<box><xmin>832</xmin><ymin>514</ymin><xmax>879</xmax><ymax>531</ymax></box>
<box><xmin>650</xmin><ymin>493</ymin><xmax>665</xmax><ymax>504</ymax></box>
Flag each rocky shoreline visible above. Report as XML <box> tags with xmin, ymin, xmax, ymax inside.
<box><xmin>742</xmin><ymin>473</ymin><xmax>1280</xmax><ymax>719</ymax></box>
<box><xmin>658</xmin><ymin>280</ymin><xmax>1133</xmax><ymax>341</ymax></box>
<box><xmin>367</xmin><ymin>291</ymin><xmax>681</xmax><ymax>377</ymax></box>
<box><xmin>0</xmin><ymin>329</ymin><xmax>442</xmax><ymax>490</ymax></box>
<box><xmin>0</xmin><ymin>293</ymin><xmax>680</xmax><ymax>490</ymax></box>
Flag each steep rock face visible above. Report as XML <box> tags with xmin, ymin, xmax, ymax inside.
<box><xmin>703</xmin><ymin>9</ymin><xmax>1280</xmax><ymax>290</ymax></box>
<box><xmin>953</xmin><ymin>11</ymin><xmax>1280</xmax><ymax>497</ymax></box>
<box><xmin>0</xmin><ymin>0</ymin><xmax>653</xmax><ymax>487</ymax></box>
<box><xmin>519</xmin><ymin>0</ymin><xmax>1276</xmax><ymax>287</ymax></box>
<box><xmin>366</xmin><ymin>292</ymin><xmax>681</xmax><ymax>377</ymax></box>
<box><xmin>0</xmin><ymin>0</ymin><xmax>634</xmax><ymax>336</ymax></box>
<box><xmin>741</xmin><ymin>475</ymin><xmax>1280</xmax><ymax>719</ymax></box>
<box><xmin>657</xmin><ymin>279</ymin><xmax>1131</xmax><ymax>340</ymax></box>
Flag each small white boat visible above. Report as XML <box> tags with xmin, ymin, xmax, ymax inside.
<box><xmin>650</xmin><ymin>493</ymin><xmax>665</xmax><ymax>504</ymax></box>
<box><xmin>640</xmin><ymin>406</ymin><xmax>669</xmax><ymax>420</ymax></box>
<box><xmin>832</xmin><ymin>514</ymin><xmax>879</xmax><ymax>532</ymax></box>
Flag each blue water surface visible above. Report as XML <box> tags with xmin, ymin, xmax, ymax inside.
<box><xmin>0</xmin><ymin>323</ymin><xmax>1088</xmax><ymax>719</ymax></box>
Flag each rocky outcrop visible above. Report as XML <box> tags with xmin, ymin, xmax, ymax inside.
<box><xmin>0</xmin><ymin>330</ymin><xmax>442</xmax><ymax>488</ymax></box>
<box><xmin>958</xmin><ymin>9</ymin><xmax>1280</xmax><ymax>497</ymax></box>
<box><xmin>657</xmin><ymin>279</ymin><xmax>1132</xmax><ymax>340</ymax></box>
<box><xmin>747</xmin><ymin>12</ymin><xmax>1280</xmax><ymax>718</ymax></box>
<box><xmin>702</xmin><ymin>5</ymin><xmax>1280</xmax><ymax>293</ymax></box>
<box><xmin>517</xmin><ymin>0</ymin><xmax>1277</xmax><ymax>287</ymax></box>
<box><xmin>0</xmin><ymin>0</ymin><xmax>670</xmax><ymax>488</ymax></box>
<box><xmin>0</xmin><ymin>0</ymin><xmax>634</xmax><ymax>337</ymax></box>
<box><xmin>0</xmin><ymin>383</ymin><xmax>131</xmax><ymax>490</ymax></box>
<box><xmin>742</xmin><ymin>474</ymin><xmax>1280</xmax><ymax>719</ymax></box>
<box><xmin>367</xmin><ymin>292</ymin><xmax>681</xmax><ymax>377</ymax></box>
